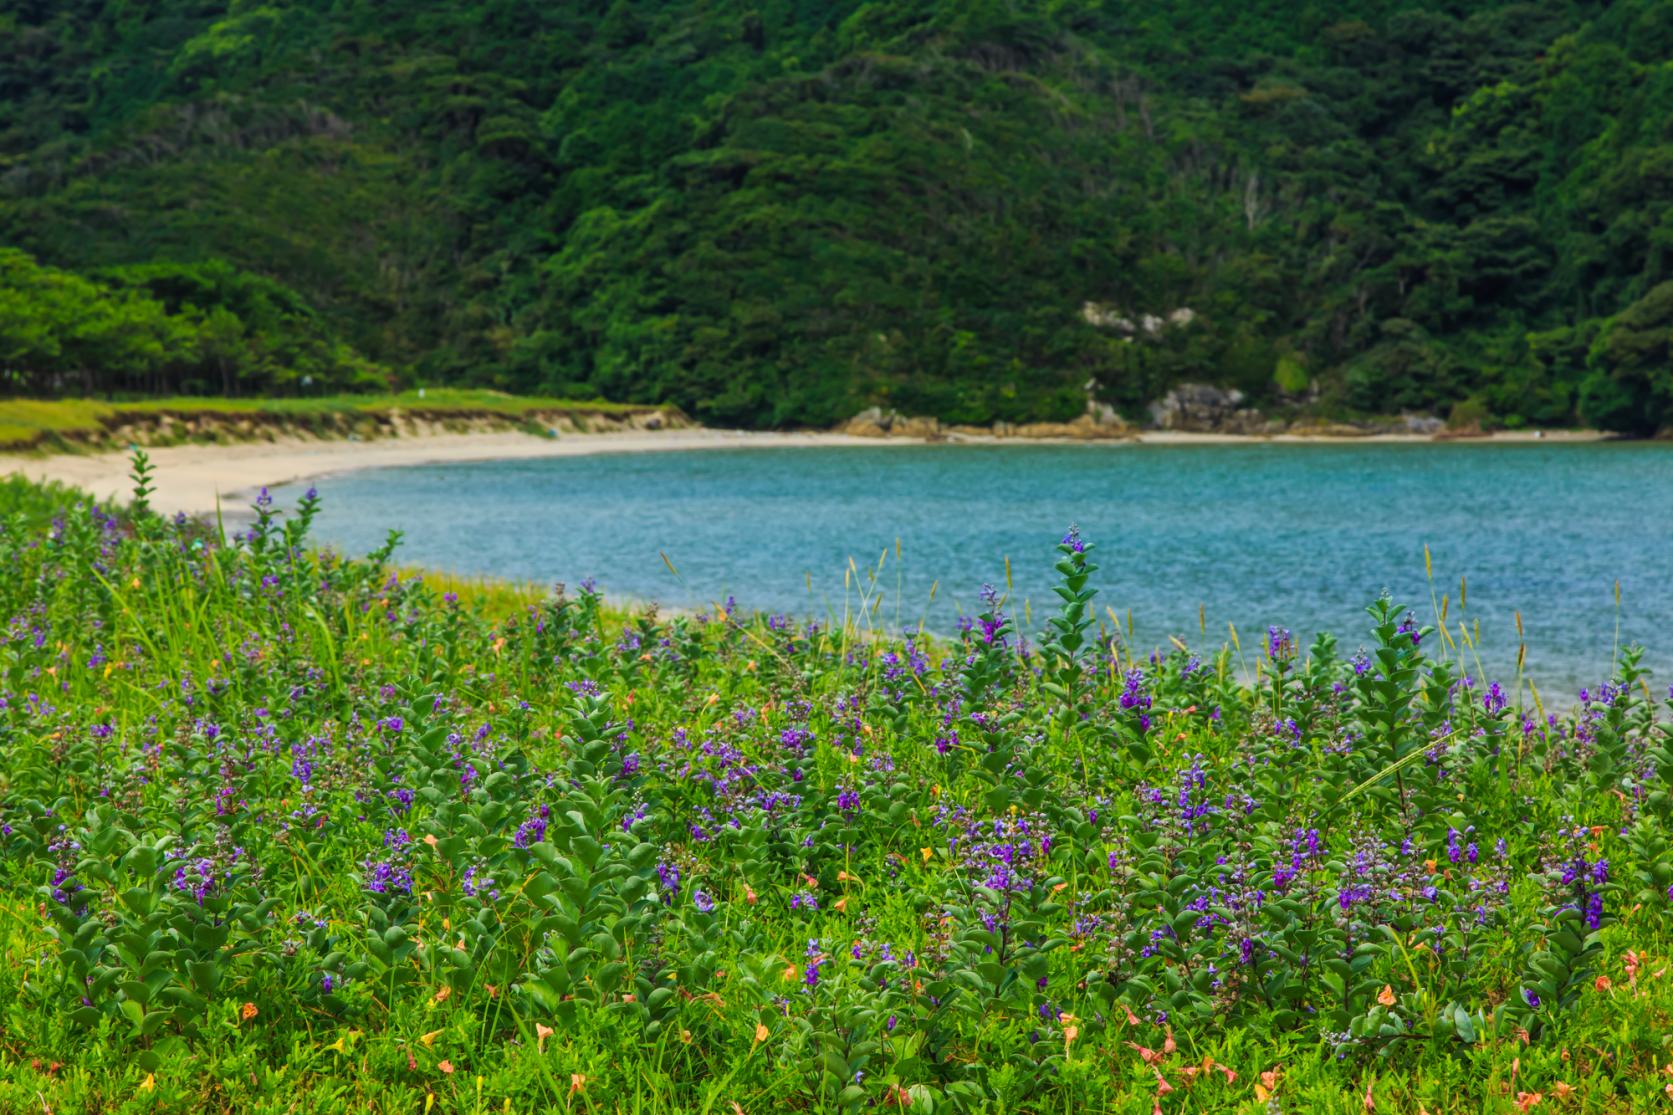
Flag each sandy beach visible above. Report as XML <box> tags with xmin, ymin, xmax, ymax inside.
<box><xmin>0</xmin><ymin>428</ymin><xmax>914</xmax><ymax>518</ymax></box>
<box><xmin>0</xmin><ymin>424</ymin><xmax>1614</xmax><ymax>519</ymax></box>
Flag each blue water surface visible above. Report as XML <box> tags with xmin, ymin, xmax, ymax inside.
<box><xmin>270</xmin><ymin>442</ymin><xmax>1673</xmax><ymax>698</ymax></box>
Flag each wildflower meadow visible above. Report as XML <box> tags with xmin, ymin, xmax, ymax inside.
<box><xmin>1</xmin><ymin>460</ymin><xmax>1671</xmax><ymax>1113</ymax></box>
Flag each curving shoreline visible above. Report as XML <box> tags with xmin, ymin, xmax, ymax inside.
<box><xmin>0</xmin><ymin>428</ymin><xmax>890</xmax><ymax>518</ymax></box>
<box><xmin>0</xmin><ymin>423</ymin><xmax>1617</xmax><ymax>519</ymax></box>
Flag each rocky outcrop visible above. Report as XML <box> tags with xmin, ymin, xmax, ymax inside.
<box><xmin>839</xmin><ymin>406</ymin><xmax>1131</xmax><ymax>441</ymax></box>
<box><xmin>1147</xmin><ymin>383</ymin><xmax>1278</xmax><ymax>434</ymax></box>
<box><xmin>1081</xmin><ymin>302</ymin><xmax>1198</xmax><ymax>338</ymax></box>
<box><xmin>839</xmin><ymin>393</ymin><xmax>1457</xmax><ymax>440</ymax></box>
<box><xmin>971</xmin><ymin>414</ymin><xmax>1133</xmax><ymax>439</ymax></box>
<box><xmin>1396</xmin><ymin>413</ymin><xmax>1445</xmax><ymax>436</ymax></box>
<box><xmin>841</xmin><ymin>407</ymin><xmax>940</xmax><ymax>439</ymax></box>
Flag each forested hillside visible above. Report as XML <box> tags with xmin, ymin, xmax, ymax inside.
<box><xmin>3</xmin><ymin>1</ymin><xmax>1672</xmax><ymax>432</ymax></box>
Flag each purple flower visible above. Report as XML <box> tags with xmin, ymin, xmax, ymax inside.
<box><xmin>462</xmin><ymin>863</ymin><xmax>500</xmax><ymax>900</ymax></box>
<box><xmin>804</xmin><ymin>939</ymin><xmax>822</xmax><ymax>990</ymax></box>
<box><xmin>657</xmin><ymin>861</ymin><xmax>680</xmax><ymax>899</ymax></box>
<box><xmin>513</xmin><ymin>815</ymin><xmax>548</xmax><ymax>849</ymax></box>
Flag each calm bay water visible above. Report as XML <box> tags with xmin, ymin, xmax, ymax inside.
<box><xmin>271</xmin><ymin>442</ymin><xmax>1673</xmax><ymax>698</ymax></box>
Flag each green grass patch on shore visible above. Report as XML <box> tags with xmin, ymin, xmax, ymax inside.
<box><xmin>0</xmin><ymin>390</ymin><xmax>673</xmax><ymax>451</ymax></box>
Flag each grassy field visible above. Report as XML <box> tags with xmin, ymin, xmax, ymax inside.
<box><xmin>0</xmin><ymin>390</ymin><xmax>672</xmax><ymax>451</ymax></box>
<box><xmin>0</xmin><ymin>466</ymin><xmax>1669</xmax><ymax>1112</ymax></box>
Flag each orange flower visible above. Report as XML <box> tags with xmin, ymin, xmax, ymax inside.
<box><xmin>1515</xmin><ymin>1092</ymin><xmax>1543</xmax><ymax>1111</ymax></box>
<box><xmin>569</xmin><ymin>1073</ymin><xmax>587</xmax><ymax>1096</ymax></box>
<box><xmin>240</xmin><ymin>1002</ymin><xmax>259</xmax><ymax>1023</ymax></box>
<box><xmin>1377</xmin><ymin>985</ymin><xmax>1397</xmax><ymax>1007</ymax></box>
<box><xmin>754</xmin><ymin>1022</ymin><xmax>769</xmax><ymax>1045</ymax></box>
<box><xmin>437</xmin><ymin>1060</ymin><xmax>455</xmax><ymax>1075</ymax></box>
<box><xmin>433</xmin><ymin>986</ymin><xmax>452</xmax><ymax>1004</ymax></box>
<box><xmin>1595</xmin><ymin>975</ymin><xmax>1612</xmax><ymax>991</ymax></box>
<box><xmin>1127</xmin><ymin>1042</ymin><xmax>1162</xmax><ymax>1065</ymax></box>
<box><xmin>536</xmin><ymin>1023</ymin><xmax>554</xmax><ymax>1050</ymax></box>
<box><xmin>1063</xmin><ymin>1024</ymin><xmax>1079</xmax><ymax>1048</ymax></box>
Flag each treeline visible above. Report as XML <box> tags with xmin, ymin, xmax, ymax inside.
<box><xmin>1</xmin><ymin>2</ymin><xmax>1670</xmax><ymax>432</ymax></box>
<box><xmin>0</xmin><ymin>250</ymin><xmax>388</xmax><ymax>396</ymax></box>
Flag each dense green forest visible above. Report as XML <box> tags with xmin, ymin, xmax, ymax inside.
<box><xmin>2</xmin><ymin>1</ymin><xmax>1671</xmax><ymax>432</ymax></box>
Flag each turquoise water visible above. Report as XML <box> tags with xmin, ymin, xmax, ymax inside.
<box><xmin>271</xmin><ymin>442</ymin><xmax>1673</xmax><ymax>698</ymax></box>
